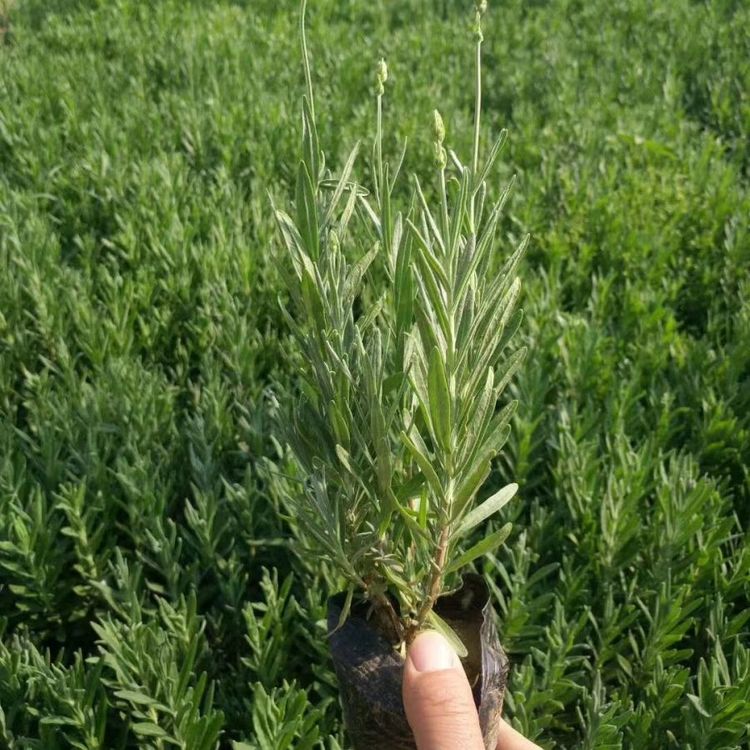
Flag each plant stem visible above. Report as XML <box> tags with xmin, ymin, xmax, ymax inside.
<box><xmin>439</xmin><ymin>166</ymin><xmax>450</xmax><ymax>247</ymax></box>
<box><xmin>374</xmin><ymin>591</ymin><xmax>405</xmax><ymax>641</ymax></box>
<box><xmin>470</xmin><ymin>20</ymin><xmax>483</xmax><ymax>233</ymax></box>
<box><xmin>363</xmin><ymin>572</ymin><xmax>405</xmax><ymax>641</ymax></box>
<box><xmin>439</xmin><ymin>163</ymin><xmax>456</xmax><ymax>369</ymax></box>
<box><xmin>376</xmin><ymin>92</ymin><xmax>384</xmax><ymax>203</ymax></box>
<box><xmin>408</xmin><ymin>524</ymin><xmax>450</xmax><ymax>640</ymax></box>
<box><xmin>300</xmin><ymin>0</ymin><xmax>315</xmax><ymax>119</ymax></box>
<box><xmin>472</xmin><ymin>33</ymin><xmax>482</xmax><ymax>176</ymax></box>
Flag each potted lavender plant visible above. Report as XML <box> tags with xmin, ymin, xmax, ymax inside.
<box><xmin>271</xmin><ymin>2</ymin><xmax>527</xmax><ymax>746</ymax></box>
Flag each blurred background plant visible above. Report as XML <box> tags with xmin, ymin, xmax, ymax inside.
<box><xmin>0</xmin><ymin>0</ymin><xmax>14</xmax><ymax>38</ymax></box>
<box><xmin>0</xmin><ymin>0</ymin><xmax>748</xmax><ymax>748</ymax></box>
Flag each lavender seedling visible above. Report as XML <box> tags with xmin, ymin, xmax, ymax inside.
<box><xmin>273</xmin><ymin>0</ymin><xmax>527</xmax><ymax>655</ymax></box>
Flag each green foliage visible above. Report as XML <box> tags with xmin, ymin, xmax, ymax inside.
<box><xmin>236</xmin><ymin>681</ymin><xmax>338</xmax><ymax>750</ymax></box>
<box><xmin>92</xmin><ymin>593</ymin><xmax>223</xmax><ymax>750</ymax></box>
<box><xmin>272</xmin><ymin>0</ymin><xmax>524</xmax><ymax>638</ymax></box>
<box><xmin>0</xmin><ymin>0</ymin><xmax>748</xmax><ymax>748</ymax></box>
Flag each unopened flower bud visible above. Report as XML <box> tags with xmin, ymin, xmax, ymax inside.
<box><xmin>329</xmin><ymin>228</ymin><xmax>340</xmax><ymax>253</ymax></box>
<box><xmin>432</xmin><ymin>109</ymin><xmax>445</xmax><ymax>145</ymax></box>
<box><xmin>434</xmin><ymin>143</ymin><xmax>447</xmax><ymax>170</ymax></box>
<box><xmin>375</xmin><ymin>58</ymin><xmax>388</xmax><ymax>96</ymax></box>
<box><xmin>472</xmin><ymin>1</ymin><xmax>486</xmax><ymax>41</ymax></box>
<box><xmin>472</xmin><ymin>12</ymin><xmax>484</xmax><ymax>41</ymax></box>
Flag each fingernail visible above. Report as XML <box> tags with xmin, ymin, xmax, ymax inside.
<box><xmin>408</xmin><ymin>631</ymin><xmax>457</xmax><ymax>672</ymax></box>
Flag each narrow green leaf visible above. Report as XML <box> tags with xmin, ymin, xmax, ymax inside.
<box><xmin>447</xmin><ymin>523</ymin><xmax>513</xmax><ymax>573</ymax></box>
<box><xmin>461</xmin><ymin>286</ymin><xmax>522</xmax><ymax>386</ymax></box>
<box><xmin>331</xmin><ymin>584</ymin><xmax>355</xmax><ymax>635</ymax></box>
<box><xmin>495</xmin><ymin>346</ymin><xmax>527</xmax><ymax>395</ymax></box>
<box><xmin>448</xmin><ymin>167</ymin><xmax>471</xmax><ymax>258</ymax></box>
<box><xmin>454</xmin><ymin>235</ymin><xmax>476</xmax><ymax>310</ymax></box>
<box><xmin>396</xmin><ymin>473</ymin><xmax>426</xmax><ymax>503</ymax></box>
<box><xmin>475</xmin><ymin>177</ymin><xmax>516</xmax><ymax>257</ymax></box>
<box><xmin>342</xmin><ymin>242</ymin><xmax>379</xmax><ymax>311</ymax></box>
<box><xmin>499</xmin><ymin>277</ymin><xmax>522</xmax><ymax>329</ymax></box>
<box><xmin>477</xmin><ymin>236</ymin><xmax>529</xmax><ymax>325</ymax></box>
<box><xmin>458</xmin><ymin>396</ymin><xmax>516</xmax><ymax>473</ymax></box>
<box><xmin>425</xmin><ymin>610</ymin><xmax>469</xmax><ymax>658</ymax></box>
<box><xmin>323</xmin><ymin>141</ymin><xmax>360</xmax><ymax>228</ymax></box>
<box><xmin>415</xmin><ymin>299</ymin><xmax>445</xmax><ymax>363</ymax></box>
<box><xmin>453</xmin><ymin>458</ymin><xmax>491</xmax><ymax>519</ymax></box>
<box><xmin>407</xmin><ymin>218</ymin><xmax>450</xmax><ymax>287</ymax></box>
<box><xmin>411</xmin><ymin>237</ymin><xmax>451</xmax><ymax>336</ymax></box>
<box><xmin>335</xmin><ymin>444</ymin><xmax>355</xmax><ymax>475</ymax></box>
<box><xmin>114</xmin><ymin>690</ymin><xmax>162</xmax><ymax>708</ymax></box>
<box><xmin>475</xmin><ymin>180</ymin><xmax>487</xmax><ymax>228</ymax></box>
<box><xmin>454</xmin><ymin>415</ymin><xmax>512</xmax><ymax>513</ymax></box>
<box><xmin>359</xmin><ymin>293</ymin><xmax>384</xmax><ymax>333</ymax></box>
<box><xmin>483</xmin><ymin>401</ymin><xmax>517</xmax><ymax>448</ymax></box>
<box><xmin>337</xmin><ymin>177</ymin><xmax>360</xmax><ymax>238</ymax></box>
<box><xmin>373</xmin><ymin>407</ymin><xmax>392</xmax><ymax>495</ymax></box>
<box><xmin>457</xmin><ymin>483</ymin><xmax>518</xmax><ymax>536</ymax></box>
<box><xmin>358</xmin><ymin>194</ymin><xmax>381</xmax><ymax>234</ymax></box>
<box><xmin>302</xmin><ymin>95</ymin><xmax>321</xmax><ymax>182</ymax></box>
<box><xmin>455</xmin><ymin>276</ymin><xmax>475</xmax><ymax>347</ymax></box>
<box><xmin>458</xmin><ymin>367</ymin><xmax>494</xmax><ymax>447</ymax></box>
<box><xmin>428</xmin><ymin>347</ymin><xmax>451</xmax><ymax>453</ymax></box>
<box><xmin>39</xmin><ymin>717</ymin><xmax>76</xmax><ymax>727</ymax></box>
<box><xmin>454</xmin><ymin>179</ymin><xmax>514</xmax><ymax>304</ymax></box>
<box><xmin>687</xmin><ymin>694</ymin><xmax>711</xmax><ymax>719</ymax></box>
<box><xmin>485</xmin><ymin>420</ymin><xmax>512</xmax><ymax>455</ymax></box>
<box><xmin>390</xmin><ymin>492</ymin><xmax>431</xmax><ymax>540</ymax></box>
<box><xmin>418</xmin><ymin>491</ymin><xmax>428</xmax><ymax>529</ymax></box>
<box><xmin>459</xmin><ymin>236</ymin><xmax>527</xmax><ymax>369</ymax></box>
<box><xmin>474</xmin><ymin>129</ymin><xmax>508</xmax><ymax>190</ymax></box>
<box><xmin>389</xmin><ymin>137</ymin><xmax>409</xmax><ymax>193</ymax></box>
<box><xmin>401</xmin><ymin>431</ymin><xmax>443</xmax><ymax>502</ymax></box>
<box><xmin>273</xmin><ymin>207</ymin><xmax>305</xmax><ymax>259</ymax></box>
<box><xmin>296</xmin><ymin>160</ymin><xmax>319</xmax><ymax>259</ymax></box>
<box><xmin>132</xmin><ymin>722</ymin><xmax>168</xmax><ymax>738</ymax></box>
<box><xmin>413</xmin><ymin>176</ymin><xmax>446</xmax><ymax>256</ymax></box>
<box><xmin>381</xmin><ymin>563</ymin><xmax>414</xmax><ymax>592</ymax></box>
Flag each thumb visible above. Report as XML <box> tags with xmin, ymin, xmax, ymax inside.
<box><xmin>402</xmin><ymin>631</ymin><xmax>485</xmax><ymax>750</ymax></box>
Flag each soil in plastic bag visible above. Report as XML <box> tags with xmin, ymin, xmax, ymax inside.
<box><xmin>327</xmin><ymin>574</ymin><xmax>509</xmax><ymax>750</ymax></box>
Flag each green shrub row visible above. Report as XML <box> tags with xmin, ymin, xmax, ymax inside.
<box><xmin>0</xmin><ymin>0</ymin><xmax>748</xmax><ymax>747</ymax></box>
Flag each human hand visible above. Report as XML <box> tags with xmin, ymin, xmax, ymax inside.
<box><xmin>403</xmin><ymin>631</ymin><xmax>541</xmax><ymax>750</ymax></box>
